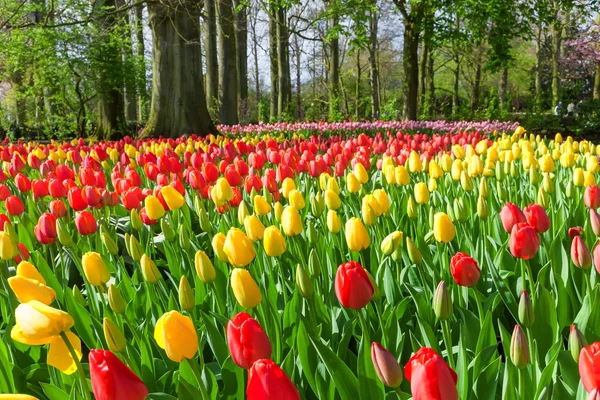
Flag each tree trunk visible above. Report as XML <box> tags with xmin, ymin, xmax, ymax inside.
<box><xmin>452</xmin><ymin>55</ymin><xmax>460</xmax><ymax>115</ymax></box>
<box><xmin>594</xmin><ymin>63</ymin><xmax>600</xmax><ymax>100</ymax></box>
<box><xmin>217</xmin><ymin>0</ymin><xmax>239</xmax><ymax>124</ymax></box>
<box><xmin>329</xmin><ymin>9</ymin><xmax>340</xmax><ymax>119</ymax></box>
<box><xmin>234</xmin><ymin>0</ymin><xmax>248</xmax><ymax>122</ymax></box>
<box><xmin>402</xmin><ymin>21</ymin><xmax>419</xmax><ymax>120</ymax></box>
<box><xmin>295</xmin><ymin>37</ymin><xmax>302</xmax><ymax>119</ymax></box>
<box><xmin>142</xmin><ymin>1</ymin><xmax>217</xmax><ymax>137</ymax></box>
<box><xmin>356</xmin><ymin>49</ymin><xmax>361</xmax><ymax>118</ymax></box>
<box><xmin>535</xmin><ymin>25</ymin><xmax>543</xmax><ymax>112</ymax></box>
<box><xmin>550</xmin><ymin>16</ymin><xmax>562</xmax><ymax>107</ymax></box>
<box><xmin>427</xmin><ymin>49</ymin><xmax>434</xmax><ymax>116</ymax></box>
<box><xmin>117</xmin><ymin>0</ymin><xmax>137</xmax><ymax>123</ymax></box>
<box><xmin>499</xmin><ymin>67</ymin><xmax>508</xmax><ymax>107</ymax></box>
<box><xmin>368</xmin><ymin>10</ymin><xmax>380</xmax><ymax>119</ymax></box>
<box><xmin>471</xmin><ymin>56</ymin><xmax>481</xmax><ymax>114</ymax></box>
<box><xmin>95</xmin><ymin>0</ymin><xmax>126</xmax><ymax>140</ymax></box>
<box><xmin>277</xmin><ymin>7</ymin><xmax>291</xmax><ymax>117</ymax></box>
<box><xmin>250</xmin><ymin>6</ymin><xmax>261</xmax><ymax>120</ymax></box>
<box><xmin>419</xmin><ymin>43</ymin><xmax>428</xmax><ymax>114</ymax></box>
<box><xmin>204</xmin><ymin>0</ymin><xmax>219</xmax><ymax>115</ymax></box>
<box><xmin>269</xmin><ymin>4</ymin><xmax>279</xmax><ymax>120</ymax></box>
<box><xmin>135</xmin><ymin>4</ymin><xmax>148</xmax><ymax>121</ymax></box>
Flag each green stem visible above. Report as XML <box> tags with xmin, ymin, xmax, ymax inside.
<box><xmin>518</xmin><ymin>367</ymin><xmax>526</xmax><ymax>400</ymax></box>
<box><xmin>186</xmin><ymin>358</ymin><xmax>210</xmax><ymax>400</ymax></box>
<box><xmin>442</xmin><ymin>320</ymin><xmax>455</xmax><ymax>369</ymax></box>
<box><xmin>356</xmin><ymin>308</ymin><xmax>370</xmax><ymax>342</ymax></box>
<box><xmin>60</xmin><ymin>332</ymin><xmax>92</xmax><ymax>400</ymax></box>
<box><xmin>394</xmin><ymin>387</ymin><xmax>403</xmax><ymax>399</ymax></box>
<box><xmin>472</xmin><ymin>287</ymin><xmax>484</xmax><ymax>328</ymax></box>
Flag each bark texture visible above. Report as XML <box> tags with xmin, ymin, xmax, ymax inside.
<box><xmin>204</xmin><ymin>0</ymin><xmax>219</xmax><ymax>114</ymax></box>
<box><xmin>218</xmin><ymin>0</ymin><xmax>239</xmax><ymax>124</ymax></box>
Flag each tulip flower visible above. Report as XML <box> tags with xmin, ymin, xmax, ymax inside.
<box><xmin>223</xmin><ymin>227</ymin><xmax>256</xmax><ymax>266</ymax></box>
<box><xmin>263</xmin><ymin>226</ymin><xmax>286</xmax><ymax>257</ymax></box>
<box><xmin>212</xmin><ymin>233</ymin><xmax>229</xmax><ymax>262</ymax></box>
<box><xmin>404</xmin><ymin>347</ymin><xmax>458</xmax><ymax>400</ymax></box>
<box><xmin>89</xmin><ymin>349</ymin><xmax>148</xmax><ymax>400</ymax></box>
<box><xmin>585</xmin><ymin>185</ymin><xmax>600</xmax><ymax>209</ymax></box>
<box><xmin>335</xmin><ymin>261</ymin><xmax>373</xmax><ymax>309</ymax></box>
<box><xmin>510</xmin><ymin>223</ymin><xmax>540</xmax><ymax>260</ymax></box>
<box><xmin>247</xmin><ymin>359</ymin><xmax>300</xmax><ymax>400</ymax></box>
<box><xmin>154</xmin><ymin>311</ymin><xmax>198</xmax><ymax>362</ymax></box>
<box><xmin>46</xmin><ymin>331</ymin><xmax>82</xmax><ymax>375</ymax></box>
<box><xmin>161</xmin><ymin>185</ymin><xmax>185</xmax><ymax>210</ymax></box>
<box><xmin>381</xmin><ymin>231</ymin><xmax>403</xmax><ymax>256</ymax></box>
<box><xmin>11</xmin><ymin>301</ymin><xmax>74</xmax><ymax>345</ymax></box>
<box><xmin>8</xmin><ymin>276</ymin><xmax>56</xmax><ymax>305</ymax></box>
<box><xmin>572</xmin><ymin>235</ymin><xmax>592</xmax><ymax>269</ymax></box>
<box><xmin>433</xmin><ymin>281</ymin><xmax>453</xmax><ymax>321</ymax></box>
<box><xmin>371</xmin><ymin>342</ymin><xmax>403</xmax><ymax>388</ymax></box>
<box><xmin>253</xmin><ymin>195</ymin><xmax>272</xmax><ymax>216</ymax></box>
<box><xmin>281</xmin><ymin>206</ymin><xmax>302</xmax><ymax>236</ymax></box>
<box><xmin>178</xmin><ymin>275</ymin><xmax>195</xmax><ymax>311</ymax></box>
<box><xmin>195</xmin><ymin>250</ymin><xmax>216</xmax><ymax>283</ymax></box>
<box><xmin>346</xmin><ymin>172</ymin><xmax>361</xmax><ymax>193</ymax></box>
<box><xmin>414</xmin><ymin>182</ymin><xmax>430</xmax><ymax>204</ymax></box>
<box><xmin>510</xmin><ymin>325</ymin><xmax>529</xmax><ymax>369</ymax></box>
<box><xmin>82</xmin><ymin>252</ymin><xmax>111</xmax><ymax>286</ymax></box>
<box><xmin>231</xmin><ymin>268</ymin><xmax>262</xmax><ymax>308</ymax></box>
<box><xmin>140</xmin><ymin>254</ymin><xmax>160</xmax><ymax>283</ymax></box>
<box><xmin>433</xmin><ymin>213</ymin><xmax>455</xmax><ymax>243</ymax></box>
<box><xmin>449</xmin><ymin>252</ymin><xmax>480</xmax><ymax>287</ymax></box>
<box><xmin>75</xmin><ymin>211</ymin><xmax>97</xmax><ymax>236</ymax></box>
<box><xmin>570</xmin><ymin>324</ymin><xmax>588</xmax><ymax>363</ymax></box>
<box><xmin>244</xmin><ymin>215</ymin><xmax>265</xmax><ymax>242</ymax></box>
<box><xmin>324</xmin><ymin>189</ymin><xmax>342</xmax><ymax>210</ymax></box>
<box><xmin>523</xmin><ymin>203</ymin><xmax>550</xmax><ymax>233</ymax></box>
<box><xmin>345</xmin><ymin>217</ymin><xmax>370</xmax><ymax>251</ymax></box>
<box><xmin>145</xmin><ymin>195</ymin><xmax>165</xmax><ymax>220</ymax></box>
<box><xmin>5</xmin><ymin>196</ymin><xmax>24</xmax><ymax>216</ymax></box>
<box><xmin>499</xmin><ymin>202</ymin><xmax>527</xmax><ymax>233</ymax></box>
<box><xmin>227</xmin><ymin>312</ymin><xmax>272</xmax><ymax>369</ymax></box>
<box><xmin>17</xmin><ymin>261</ymin><xmax>45</xmax><ymax>284</ymax></box>
<box><xmin>0</xmin><ymin>231</ymin><xmax>17</xmax><ymax>260</ymax></box>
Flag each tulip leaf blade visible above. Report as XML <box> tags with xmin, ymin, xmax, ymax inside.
<box><xmin>357</xmin><ymin>335</ymin><xmax>384</xmax><ymax>400</ymax></box>
<box><xmin>63</xmin><ymin>286</ymin><xmax>97</xmax><ymax>349</ymax></box>
<box><xmin>200</xmin><ymin>311</ymin><xmax>229</xmax><ymax>367</ymax></box>
<box><xmin>221</xmin><ymin>356</ymin><xmax>244</xmax><ymax>400</ymax></box>
<box><xmin>489</xmin><ymin>256</ymin><xmax>518</xmax><ymax>322</ymax></box>
<box><xmin>40</xmin><ymin>382</ymin><xmax>69</xmax><ymax>400</ymax></box>
<box><xmin>297</xmin><ymin>320</ymin><xmax>332</xmax><ymax>400</ymax></box>
<box><xmin>473</xmin><ymin>356</ymin><xmax>501</xmax><ymax>400</ymax></box>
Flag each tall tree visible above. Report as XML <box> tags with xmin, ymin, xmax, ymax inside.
<box><xmin>277</xmin><ymin>6</ymin><xmax>291</xmax><ymax>117</ymax></box>
<box><xmin>368</xmin><ymin>8</ymin><xmax>379</xmax><ymax>118</ymax></box>
<box><xmin>204</xmin><ymin>0</ymin><xmax>219</xmax><ymax>115</ymax></box>
<box><xmin>268</xmin><ymin>3</ymin><xmax>279</xmax><ymax>120</ymax></box>
<box><xmin>234</xmin><ymin>0</ymin><xmax>248</xmax><ymax>121</ymax></box>
<box><xmin>218</xmin><ymin>0</ymin><xmax>239</xmax><ymax>124</ymax></box>
<box><xmin>134</xmin><ymin>3</ymin><xmax>147</xmax><ymax>121</ymax></box>
<box><xmin>142</xmin><ymin>0</ymin><xmax>216</xmax><ymax>137</ymax></box>
<box><xmin>327</xmin><ymin>0</ymin><xmax>341</xmax><ymax>119</ymax></box>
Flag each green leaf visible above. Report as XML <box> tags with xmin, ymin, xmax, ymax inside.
<box><xmin>220</xmin><ymin>356</ymin><xmax>244</xmax><ymax>400</ymax></box>
<box><xmin>200</xmin><ymin>311</ymin><xmax>228</xmax><ymax>367</ymax></box>
<box><xmin>63</xmin><ymin>288</ymin><xmax>96</xmax><ymax>349</ymax></box>
<box><xmin>41</xmin><ymin>382</ymin><xmax>70</xmax><ymax>400</ymax></box>
<box><xmin>309</xmin><ymin>334</ymin><xmax>359</xmax><ymax>400</ymax></box>
<box><xmin>358</xmin><ymin>335</ymin><xmax>384</xmax><ymax>400</ymax></box>
<box><xmin>474</xmin><ymin>356</ymin><xmax>501</xmax><ymax>400</ymax></box>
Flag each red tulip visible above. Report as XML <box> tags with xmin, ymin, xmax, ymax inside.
<box><xmin>139</xmin><ymin>207</ymin><xmax>157</xmax><ymax>225</ymax></box>
<box><xmin>580</xmin><ymin>342</ymin><xmax>600</xmax><ymax>395</ymax></box>
<box><xmin>34</xmin><ymin>224</ymin><xmax>55</xmax><ymax>245</ymax></box>
<box><xmin>75</xmin><ymin>211</ymin><xmax>97</xmax><ymax>235</ymax></box>
<box><xmin>585</xmin><ymin>185</ymin><xmax>600</xmax><ymax>209</ymax></box>
<box><xmin>335</xmin><ymin>261</ymin><xmax>374</xmax><ymax>309</ymax></box>
<box><xmin>15</xmin><ymin>173</ymin><xmax>31</xmax><ymax>193</ymax></box>
<box><xmin>569</xmin><ymin>226</ymin><xmax>584</xmax><ymax>239</ymax></box>
<box><xmin>594</xmin><ymin>244</ymin><xmax>600</xmax><ymax>275</ymax></box>
<box><xmin>499</xmin><ymin>202</ymin><xmax>526</xmax><ymax>233</ymax></box>
<box><xmin>371</xmin><ymin>342</ymin><xmax>403</xmax><ymax>388</ymax></box>
<box><xmin>247</xmin><ymin>359</ymin><xmax>300</xmax><ymax>400</ymax></box>
<box><xmin>121</xmin><ymin>190</ymin><xmax>141</xmax><ymax>211</ymax></box>
<box><xmin>523</xmin><ymin>203</ymin><xmax>550</xmax><ymax>233</ymax></box>
<box><xmin>89</xmin><ymin>349</ymin><xmax>148</xmax><ymax>400</ymax></box>
<box><xmin>510</xmin><ymin>222</ymin><xmax>540</xmax><ymax>260</ymax></box>
<box><xmin>38</xmin><ymin>212</ymin><xmax>58</xmax><ymax>239</ymax></box>
<box><xmin>0</xmin><ymin>184</ymin><xmax>11</xmax><ymax>201</ymax></box>
<box><xmin>450</xmin><ymin>252</ymin><xmax>480</xmax><ymax>287</ymax></box>
<box><xmin>49</xmin><ymin>200</ymin><xmax>67</xmax><ymax>218</ymax></box>
<box><xmin>68</xmin><ymin>187</ymin><xmax>87</xmax><ymax>211</ymax></box>
<box><xmin>0</xmin><ymin>213</ymin><xmax>11</xmax><ymax>229</ymax></box>
<box><xmin>227</xmin><ymin>312</ymin><xmax>272</xmax><ymax>369</ymax></box>
<box><xmin>14</xmin><ymin>242</ymin><xmax>30</xmax><ymax>263</ymax></box>
<box><xmin>48</xmin><ymin>179</ymin><xmax>67</xmax><ymax>198</ymax></box>
<box><xmin>6</xmin><ymin>196</ymin><xmax>25</xmax><ymax>216</ymax></box>
<box><xmin>404</xmin><ymin>347</ymin><xmax>458</xmax><ymax>400</ymax></box>
<box><xmin>82</xmin><ymin>186</ymin><xmax>102</xmax><ymax>207</ymax></box>
<box><xmin>572</xmin><ymin>236</ymin><xmax>592</xmax><ymax>269</ymax></box>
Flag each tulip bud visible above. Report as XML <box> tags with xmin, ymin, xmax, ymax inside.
<box><xmin>82</xmin><ymin>252</ymin><xmax>111</xmax><ymax>287</ymax></box>
<box><xmin>195</xmin><ymin>250</ymin><xmax>216</xmax><ymax>283</ymax></box>
<box><xmin>128</xmin><ymin>235</ymin><xmax>143</xmax><ymax>262</ymax></box>
<box><xmin>381</xmin><ymin>231</ymin><xmax>403</xmax><ymax>256</ymax></box>
<box><xmin>565</xmin><ymin>181</ymin><xmax>575</xmax><ymax>199</ymax></box>
<box><xmin>73</xmin><ymin>285</ymin><xmax>86</xmax><ymax>306</ymax></box>
<box><xmin>178</xmin><ymin>226</ymin><xmax>190</xmax><ymax>250</ymax></box>
<box><xmin>406</xmin><ymin>237</ymin><xmax>422</xmax><ymax>266</ymax></box>
<box><xmin>103</xmin><ymin>317</ymin><xmax>126</xmax><ymax>353</ymax></box>
<box><xmin>231</xmin><ymin>268</ymin><xmax>261</xmax><ymax>309</ymax></box>
<box><xmin>433</xmin><ymin>281</ymin><xmax>452</xmax><ymax>321</ymax></box>
<box><xmin>518</xmin><ymin>290</ymin><xmax>535</xmax><ymax>327</ymax></box>
<box><xmin>310</xmin><ymin>192</ymin><xmax>325</xmax><ymax>217</ymax></box>
<box><xmin>460</xmin><ymin>171</ymin><xmax>473</xmax><ymax>191</ymax></box>
<box><xmin>308</xmin><ymin>248</ymin><xmax>321</xmax><ymax>276</ymax></box>
<box><xmin>479</xmin><ymin>177</ymin><xmax>489</xmax><ymax>198</ymax></box>
<box><xmin>407</xmin><ymin>197</ymin><xmax>418</xmax><ymax>219</ymax></box>
<box><xmin>141</xmin><ymin>254</ymin><xmax>160</xmax><ymax>283</ymax></box>
<box><xmin>477</xmin><ymin>196</ymin><xmax>489</xmax><ymax>219</ymax></box>
<box><xmin>495</xmin><ymin>162</ymin><xmax>505</xmax><ymax>181</ymax></box>
<box><xmin>429</xmin><ymin>206</ymin><xmax>435</xmax><ymax>230</ymax></box>
<box><xmin>237</xmin><ymin>200</ymin><xmax>250</xmax><ymax>225</ymax></box>
<box><xmin>542</xmin><ymin>174</ymin><xmax>554</xmax><ymax>194</ymax></box>
<box><xmin>274</xmin><ymin>202</ymin><xmax>283</xmax><ymax>223</ymax></box>
<box><xmin>307</xmin><ymin>220</ymin><xmax>318</xmax><ymax>245</ymax></box>
<box><xmin>3</xmin><ymin>221</ymin><xmax>17</xmax><ymax>244</ymax></box>
<box><xmin>131</xmin><ymin>209</ymin><xmax>143</xmax><ymax>230</ymax></box>
<box><xmin>198</xmin><ymin>206</ymin><xmax>211</xmax><ymax>233</ymax></box>
<box><xmin>391</xmin><ymin>243</ymin><xmax>403</xmax><ymax>263</ymax></box>
<box><xmin>510</xmin><ymin>162</ymin><xmax>518</xmax><ymax>178</ymax></box>
<box><xmin>371</xmin><ymin>342</ymin><xmax>403</xmax><ymax>388</ymax></box>
<box><xmin>179</xmin><ymin>275</ymin><xmax>195</xmax><ymax>311</ymax></box>
<box><xmin>0</xmin><ymin>231</ymin><xmax>17</xmax><ymax>260</ymax></box>
<box><xmin>510</xmin><ymin>325</ymin><xmax>530</xmax><ymax>369</ymax></box>
<box><xmin>160</xmin><ymin>219</ymin><xmax>176</xmax><ymax>242</ymax></box>
<box><xmin>572</xmin><ymin>236</ymin><xmax>592</xmax><ymax>269</ymax></box>
<box><xmin>529</xmin><ymin>166</ymin><xmax>540</xmax><ymax>185</ymax></box>
<box><xmin>569</xmin><ymin>324</ymin><xmax>587</xmax><ymax>362</ymax></box>
<box><xmin>108</xmin><ymin>284</ymin><xmax>126</xmax><ymax>314</ymax></box>
<box><xmin>101</xmin><ymin>232</ymin><xmax>119</xmax><ymax>255</ymax></box>
<box><xmin>212</xmin><ymin>233</ymin><xmax>228</xmax><ymax>262</ymax></box>
<box><xmin>296</xmin><ymin>264</ymin><xmax>313</xmax><ymax>299</ymax></box>
<box><xmin>453</xmin><ymin>198</ymin><xmax>467</xmax><ymax>222</ymax></box>
<box><xmin>497</xmin><ymin>181</ymin><xmax>507</xmax><ymax>201</ymax></box>
<box><xmin>537</xmin><ymin>187</ymin><xmax>549</xmax><ymax>209</ymax></box>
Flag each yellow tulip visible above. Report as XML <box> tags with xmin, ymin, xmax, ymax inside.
<box><xmin>452</xmin><ymin>145</ymin><xmax>466</xmax><ymax>159</ymax></box>
<box><xmin>345</xmin><ymin>217</ymin><xmax>370</xmax><ymax>251</ymax></box>
<box><xmin>325</xmin><ymin>189</ymin><xmax>342</xmax><ymax>210</ymax></box>
<box><xmin>103</xmin><ymin>317</ymin><xmax>126</xmax><ymax>353</ymax></box>
<box><xmin>408</xmin><ymin>151</ymin><xmax>423</xmax><ymax>172</ymax></box>
<box><xmin>212</xmin><ymin>233</ymin><xmax>229</xmax><ymax>262</ymax></box>
<box><xmin>81</xmin><ymin>252</ymin><xmax>111</xmax><ymax>287</ymax></box>
<box><xmin>195</xmin><ymin>250</ymin><xmax>216</xmax><ymax>283</ymax></box>
<box><xmin>353</xmin><ymin>162</ymin><xmax>369</xmax><ymax>183</ymax></box>
<box><xmin>373</xmin><ymin>189</ymin><xmax>390</xmax><ymax>214</ymax></box>
<box><xmin>253</xmin><ymin>195</ymin><xmax>272</xmax><ymax>216</ymax></box>
<box><xmin>381</xmin><ymin>231</ymin><xmax>403</xmax><ymax>255</ymax></box>
<box><xmin>281</xmin><ymin>177</ymin><xmax>296</xmax><ymax>198</ymax></box>
<box><xmin>395</xmin><ymin>166</ymin><xmax>410</xmax><ymax>186</ymax></box>
<box><xmin>263</xmin><ymin>226</ymin><xmax>286</xmax><ymax>256</ymax></box>
<box><xmin>468</xmin><ymin>155</ymin><xmax>483</xmax><ymax>177</ymax></box>
<box><xmin>161</xmin><ymin>186</ymin><xmax>185</xmax><ymax>210</ymax></box>
<box><xmin>451</xmin><ymin>160</ymin><xmax>463</xmax><ymax>181</ymax></box>
<box><xmin>327</xmin><ymin>177</ymin><xmax>340</xmax><ymax>195</ymax></box>
<box><xmin>231</xmin><ymin>268</ymin><xmax>262</xmax><ymax>308</ymax></box>
<box><xmin>384</xmin><ymin>165</ymin><xmax>396</xmax><ymax>184</ymax></box>
<box><xmin>16</xmin><ymin>261</ymin><xmax>45</xmax><ymax>285</ymax></box>
<box><xmin>433</xmin><ymin>212</ymin><xmax>455</xmax><ymax>243</ymax></box>
<box><xmin>327</xmin><ymin>210</ymin><xmax>341</xmax><ymax>233</ymax></box>
<box><xmin>0</xmin><ymin>231</ymin><xmax>17</xmax><ymax>260</ymax></box>
<box><xmin>0</xmin><ymin>395</ymin><xmax>39</xmax><ymax>399</ymax></box>
<box><xmin>414</xmin><ymin>182</ymin><xmax>430</xmax><ymax>204</ymax></box>
<box><xmin>141</xmin><ymin>254</ymin><xmax>161</xmax><ymax>283</ymax></box>
<box><xmin>428</xmin><ymin>178</ymin><xmax>438</xmax><ymax>192</ymax></box>
<box><xmin>47</xmin><ymin>331</ymin><xmax>82</xmax><ymax>375</ymax></box>
<box><xmin>11</xmin><ymin>301</ymin><xmax>74</xmax><ymax>345</ymax></box>
<box><xmin>363</xmin><ymin>194</ymin><xmax>383</xmax><ymax>216</ymax></box>
<box><xmin>215</xmin><ymin>177</ymin><xmax>233</xmax><ymax>204</ymax></box>
<box><xmin>362</xmin><ymin>201</ymin><xmax>377</xmax><ymax>227</ymax></box>
<box><xmin>573</xmin><ymin>168</ymin><xmax>585</xmax><ymax>186</ymax></box>
<box><xmin>429</xmin><ymin>160</ymin><xmax>443</xmax><ymax>179</ymax></box>
<box><xmin>587</xmin><ymin>155</ymin><xmax>599</xmax><ymax>174</ymax></box>
<box><xmin>538</xmin><ymin>154</ymin><xmax>555</xmax><ymax>173</ymax></box>
<box><xmin>154</xmin><ymin>311</ymin><xmax>198</xmax><ymax>362</ymax></box>
<box><xmin>475</xmin><ymin>140</ymin><xmax>488</xmax><ymax>155</ymax></box>
<box><xmin>145</xmin><ymin>195</ymin><xmax>165</xmax><ymax>220</ymax></box>
<box><xmin>319</xmin><ymin>173</ymin><xmax>331</xmax><ymax>191</ymax></box>
<box><xmin>244</xmin><ymin>215</ymin><xmax>265</xmax><ymax>242</ymax></box>
<box><xmin>460</xmin><ymin>171</ymin><xmax>473</xmax><ymax>191</ymax></box>
<box><xmin>274</xmin><ymin>201</ymin><xmax>284</xmax><ymax>222</ymax></box>
<box><xmin>281</xmin><ymin>206</ymin><xmax>303</xmax><ymax>236</ymax></box>
<box><xmin>288</xmin><ymin>189</ymin><xmax>306</xmax><ymax>210</ymax></box>
<box><xmin>346</xmin><ymin>172</ymin><xmax>361</xmax><ymax>193</ymax></box>
<box><xmin>179</xmin><ymin>276</ymin><xmax>195</xmax><ymax>311</ymax></box>
<box><xmin>8</xmin><ymin>276</ymin><xmax>56</xmax><ymax>305</ymax></box>
<box><xmin>223</xmin><ymin>228</ymin><xmax>256</xmax><ymax>267</ymax></box>
<box><xmin>584</xmin><ymin>171</ymin><xmax>596</xmax><ymax>187</ymax></box>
